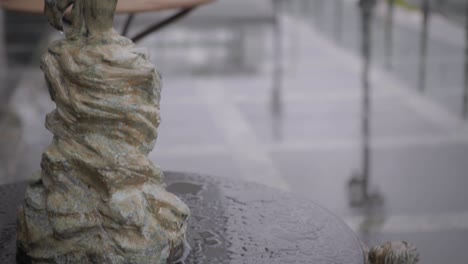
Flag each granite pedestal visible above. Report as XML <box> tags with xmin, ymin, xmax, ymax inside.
<box><xmin>0</xmin><ymin>172</ymin><xmax>366</xmax><ymax>264</ymax></box>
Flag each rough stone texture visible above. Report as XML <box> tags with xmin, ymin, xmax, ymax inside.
<box><xmin>16</xmin><ymin>1</ymin><xmax>190</xmax><ymax>263</ymax></box>
<box><xmin>367</xmin><ymin>241</ymin><xmax>419</xmax><ymax>264</ymax></box>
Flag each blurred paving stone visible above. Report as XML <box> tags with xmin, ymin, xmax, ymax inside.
<box><xmin>215</xmin><ymin>77</ymin><xmax>271</xmax><ymax>99</ymax></box>
<box><xmin>238</xmin><ymin>100</ymin><xmax>360</xmax><ymax>144</ymax></box>
<box><xmin>238</xmin><ymin>95</ymin><xmax>447</xmax><ymax>145</ymax></box>
<box><xmin>158</xmin><ymin>102</ymin><xmax>226</xmax><ymax>148</ymax></box>
<box><xmin>371</xmin><ymin>98</ymin><xmax>450</xmax><ymax>138</ymax></box>
<box><xmin>285</xmin><ymin>68</ymin><xmax>361</xmax><ymax>95</ymax></box>
<box><xmin>270</xmin><ymin>148</ymin><xmax>360</xmax><ymax>216</ymax></box>
<box><xmin>160</xmin><ymin>78</ymin><xmax>203</xmax><ymax>101</ymax></box>
<box><xmin>428</xmin><ymin>93</ymin><xmax>464</xmax><ymax>116</ymax></box>
<box><xmin>150</xmin><ymin>152</ymin><xmax>242</xmax><ymax>180</ymax></box>
<box><xmin>373</xmin><ymin>143</ymin><xmax>468</xmax><ymax>215</ymax></box>
<box><xmin>270</xmin><ymin>141</ymin><xmax>468</xmax><ymax>216</ymax></box>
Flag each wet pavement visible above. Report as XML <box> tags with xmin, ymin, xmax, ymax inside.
<box><xmin>1</xmin><ymin>1</ymin><xmax>468</xmax><ymax>263</ymax></box>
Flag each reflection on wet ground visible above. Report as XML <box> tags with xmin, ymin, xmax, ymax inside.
<box><xmin>1</xmin><ymin>1</ymin><xmax>468</xmax><ymax>263</ymax></box>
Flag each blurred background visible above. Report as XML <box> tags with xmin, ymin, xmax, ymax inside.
<box><xmin>1</xmin><ymin>0</ymin><xmax>468</xmax><ymax>263</ymax></box>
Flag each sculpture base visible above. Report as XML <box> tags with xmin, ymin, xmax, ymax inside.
<box><xmin>1</xmin><ymin>172</ymin><xmax>365</xmax><ymax>264</ymax></box>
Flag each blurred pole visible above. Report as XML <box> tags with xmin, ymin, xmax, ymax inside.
<box><xmin>0</xmin><ymin>10</ymin><xmax>6</xmax><ymax>114</ymax></box>
<box><xmin>334</xmin><ymin>0</ymin><xmax>344</xmax><ymax>42</ymax></box>
<box><xmin>463</xmin><ymin>1</ymin><xmax>468</xmax><ymax>119</ymax></box>
<box><xmin>418</xmin><ymin>0</ymin><xmax>430</xmax><ymax>93</ymax></box>
<box><xmin>301</xmin><ymin>0</ymin><xmax>311</xmax><ymax>18</ymax></box>
<box><xmin>121</xmin><ymin>14</ymin><xmax>134</xmax><ymax>37</ymax></box>
<box><xmin>359</xmin><ymin>0</ymin><xmax>376</xmax><ymax>201</ymax></box>
<box><xmin>272</xmin><ymin>0</ymin><xmax>283</xmax><ymax>120</ymax></box>
<box><xmin>313</xmin><ymin>0</ymin><xmax>324</xmax><ymax>27</ymax></box>
<box><xmin>384</xmin><ymin>0</ymin><xmax>394</xmax><ymax>70</ymax></box>
<box><xmin>289</xmin><ymin>0</ymin><xmax>300</xmax><ymax>73</ymax></box>
<box><xmin>232</xmin><ymin>26</ymin><xmax>246</xmax><ymax>70</ymax></box>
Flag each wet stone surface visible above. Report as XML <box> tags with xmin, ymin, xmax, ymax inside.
<box><xmin>1</xmin><ymin>172</ymin><xmax>365</xmax><ymax>264</ymax></box>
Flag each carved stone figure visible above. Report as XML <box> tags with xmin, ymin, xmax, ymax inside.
<box><xmin>367</xmin><ymin>241</ymin><xmax>419</xmax><ymax>264</ymax></box>
<box><xmin>44</xmin><ymin>0</ymin><xmax>118</xmax><ymax>39</ymax></box>
<box><xmin>16</xmin><ymin>1</ymin><xmax>190</xmax><ymax>263</ymax></box>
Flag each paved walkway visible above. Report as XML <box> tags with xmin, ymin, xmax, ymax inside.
<box><xmin>309</xmin><ymin>0</ymin><xmax>467</xmax><ymax>116</ymax></box>
<box><xmin>150</xmin><ymin>11</ymin><xmax>468</xmax><ymax>263</ymax></box>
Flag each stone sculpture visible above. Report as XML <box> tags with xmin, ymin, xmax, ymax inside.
<box><xmin>16</xmin><ymin>1</ymin><xmax>190</xmax><ymax>263</ymax></box>
<box><xmin>367</xmin><ymin>241</ymin><xmax>419</xmax><ymax>264</ymax></box>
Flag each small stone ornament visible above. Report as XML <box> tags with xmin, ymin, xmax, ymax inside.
<box><xmin>367</xmin><ymin>241</ymin><xmax>420</xmax><ymax>264</ymax></box>
<box><xmin>16</xmin><ymin>1</ymin><xmax>190</xmax><ymax>263</ymax></box>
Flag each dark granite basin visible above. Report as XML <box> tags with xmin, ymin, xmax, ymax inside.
<box><xmin>0</xmin><ymin>172</ymin><xmax>365</xmax><ymax>264</ymax></box>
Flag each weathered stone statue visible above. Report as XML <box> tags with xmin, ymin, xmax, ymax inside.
<box><xmin>17</xmin><ymin>1</ymin><xmax>190</xmax><ymax>263</ymax></box>
<box><xmin>367</xmin><ymin>241</ymin><xmax>419</xmax><ymax>264</ymax></box>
